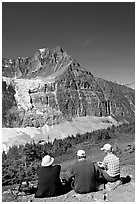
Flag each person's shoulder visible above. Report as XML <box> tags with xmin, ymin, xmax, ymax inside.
<box><xmin>37</xmin><ymin>166</ymin><xmax>47</xmax><ymax>174</ymax></box>
<box><xmin>54</xmin><ymin>164</ymin><xmax>61</xmax><ymax>170</ymax></box>
<box><xmin>108</xmin><ymin>153</ymin><xmax>118</xmax><ymax>159</ymax></box>
<box><xmin>38</xmin><ymin>166</ymin><xmax>44</xmax><ymax>171</ymax></box>
<box><xmin>88</xmin><ymin>159</ymin><xmax>94</xmax><ymax>164</ymax></box>
<box><xmin>78</xmin><ymin>159</ymin><xmax>94</xmax><ymax>166</ymax></box>
<box><xmin>105</xmin><ymin>154</ymin><xmax>109</xmax><ymax>158</ymax></box>
<box><xmin>70</xmin><ymin>161</ymin><xmax>78</xmax><ymax>170</ymax></box>
<box><xmin>86</xmin><ymin>160</ymin><xmax>94</xmax><ymax>166</ymax></box>
<box><xmin>113</xmin><ymin>153</ymin><xmax>119</xmax><ymax>160</ymax></box>
<box><xmin>104</xmin><ymin>154</ymin><xmax>109</xmax><ymax>160</ymax></box>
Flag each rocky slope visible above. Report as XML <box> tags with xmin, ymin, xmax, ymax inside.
<box><xmin>2</xmin><ymin>46</ymin><xmax>135</xmax><ymax>128</ymax></box>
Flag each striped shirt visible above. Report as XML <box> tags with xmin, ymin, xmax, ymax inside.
<box><xmin>102</xmin><ymin>153</ymin><xmax>120</xmax><ymax>177</ymax></box>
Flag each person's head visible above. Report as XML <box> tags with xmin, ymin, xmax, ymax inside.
<box><xmin>41</xmin><ymin>155</ymin><xmax>54</xmax><ymax>167</ymax></box>
<box><xmin>101</xmin><ymin>143</ymin><xmax>113</xmax><ymax>154</ymax></box>
<box><xmin>77</xmin><ymin>150</ymin><xmax>86</xmax><ymax>160</ymax></box>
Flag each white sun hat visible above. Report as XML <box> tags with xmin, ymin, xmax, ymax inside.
<box><xmin>77</xmin><ymin>150</ymin><xmax>86</xmax><ymax>157</ymax></box>
<box><xmin>41</xmin><ymin>155</ymin><xmax>54</xmax><ymax>167</ymax></box>
<box><xmin>101</xmin><ymin>143</ymin><xmax>112</xmax><ymax>151</ymax></box>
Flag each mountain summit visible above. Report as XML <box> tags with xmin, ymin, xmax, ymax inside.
<box><xmin>2</xmin><ymin>46</ymin><xmax>135</xmax><ymax>128</ymax></box>
<box><xmin>3</xmin><ymin>46</ymin><xmax>77</xmax><ymax>79</ymax></box>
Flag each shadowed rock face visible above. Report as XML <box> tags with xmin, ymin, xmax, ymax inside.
<box><xmin>2</xmin><ymin>46</ymin><xmax>135</xmax><ymax>128</ymax></box>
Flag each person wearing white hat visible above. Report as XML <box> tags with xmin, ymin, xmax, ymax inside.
<box><xmin>41</xmin><ymin>155</ymin><xmax>54</xmax><ymax>167</ymax></box>
<box><xmin>35</xmin><ymin>155</ymin><xmax>63</xmax><ymax>198</ymax></box>
<box><xmin>95</xmin><ymin>143</ymin><xmax>120</xmax><ymax>183</ymax></box>
<box><xmin>63</xmin><ymin>149</ymin><xmax>96</xmax><ymax>194</ymax></box>
<box><xmin>101</xmin><ymin>143</ymin><xmax>112</xmax><ymax>151</ymax></box>
<box><xmin>77</xmin><ymin>149</ymin><xmax>86</xmax><ymax>158</ymax></box>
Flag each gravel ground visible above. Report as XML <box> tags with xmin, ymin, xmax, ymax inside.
<box><xmin>2</xmin><ymin>165</ymin><xmax>135</xmax><ymax>202</ymax></box>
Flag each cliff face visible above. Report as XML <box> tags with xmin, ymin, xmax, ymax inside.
<box><xmin>2</xmin><ymin>47</ymin><xmax>135</xmax><ymax>128</ymax></box>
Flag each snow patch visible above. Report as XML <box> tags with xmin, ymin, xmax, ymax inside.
<box><xmin>39</xmin><ymin>48</ymin><xmax>46</xmax><ymax>59</ymax></box>
<box><xmin>39</xmin><ymin>48</ymin><xmax>45</xmax><ymax>53</ymax></box>
<box><xmin>2</xmin><ymin>116</ymin><xmax>119</xmax><ymax>150</ymax></box>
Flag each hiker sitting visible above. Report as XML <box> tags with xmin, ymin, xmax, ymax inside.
<box><xmin>64</xmin><ymin>150</ymin><xmax>96</xmax><ymax>194</ymax></box>
<box><xmin>95</xmin><ymin>143</ymin><xmax>120</xmax><ymax>184</ymax></box>
<box><xmin>35</xmin><ymin>155</ymin><xmax>63</xmax><ymax>198</ymax></box>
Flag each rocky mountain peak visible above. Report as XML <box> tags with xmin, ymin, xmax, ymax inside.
<box><xmin>2</xmin><ymin>46</ymin><xmax>135</xmax><ymax>128</ymax></box>
<box><xmin>2</xmin><ymin>46</ymin><xmax>74</xmax><ymax>79</ymax></box>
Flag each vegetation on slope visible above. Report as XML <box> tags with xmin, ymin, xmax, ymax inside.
<box><xmin>2</xmin><ymin>121</ymin><xmax>135</xmax><ymax>186</ymax></box>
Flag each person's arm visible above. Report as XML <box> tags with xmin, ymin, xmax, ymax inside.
<box><xmin>97</xmin><ymin>161</ymin><xmax>105</xmax><ymax>169</ymax></box>
<box><xmin>97</xmin><ymin>157</ymin><xmax>107</xmax><ymax>169</ymax></box>
<box><xmin>101</xmin><ymin>157</ymin><xmax>108</xmax><ymax>170</ymax></box>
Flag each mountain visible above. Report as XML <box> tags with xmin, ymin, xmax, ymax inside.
<box><xmin>125</xmin><ymin>82</ymin><xmax>135</xmax><ymax>90</ymax></box>
<box><xmin>2</xmin><ymin>46</ymin><xmax>135</xmax><ymax>128</ymax></box>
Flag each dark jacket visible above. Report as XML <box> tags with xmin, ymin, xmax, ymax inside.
<box><xmin>35</xmin><ymin>165</ymin><xmax>62</xmax><ymax>198</ymax></box>
<box><xmin>69</xmin><ymin>159</ymin><xmax>96</xmax><ymax>194</ymax></box>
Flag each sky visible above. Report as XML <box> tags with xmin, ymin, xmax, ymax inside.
<box><xmin>2</xmin><ymin>2</ymin><xmax>135</xmax><ymax>85</ymax></box>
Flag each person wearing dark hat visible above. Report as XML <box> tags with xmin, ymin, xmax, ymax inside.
<box><xmin>95</xmin><ymin>143</ymin><xmax>120</xmax><ymax>183</ymax></box>
<box><xmin>35</xmin><ymin>155</ymin><xmax>63</xmax><ymax>198</ymax></box>
<box><xmin>64</xmin><ymin>150</ymin><xmax>96</xmax><ymax>194</ymax></box>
